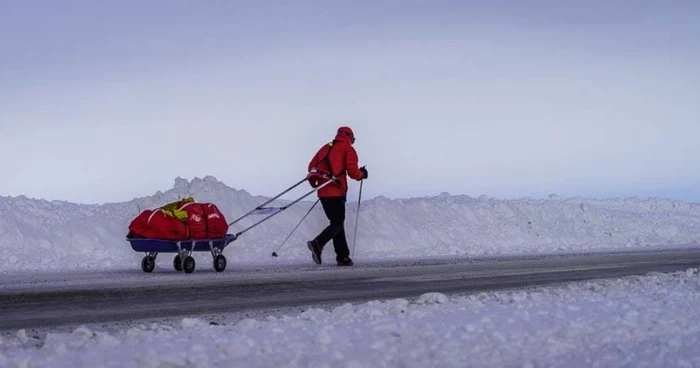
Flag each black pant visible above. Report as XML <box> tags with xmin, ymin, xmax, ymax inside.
<box><xmin>313</xmin><ymin>196</ymin><xmax>350</xmax><ymax>261</ymax></box>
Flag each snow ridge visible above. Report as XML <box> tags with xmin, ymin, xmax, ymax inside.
<box><xmin>1</xmin><ymin>176</ymin><xmax>699</xmax><ymax>273</ymax></box>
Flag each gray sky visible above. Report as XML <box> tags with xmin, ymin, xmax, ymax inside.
<box><xmin>2</xmin><ymin>0</ymin><xmax>699</xmax><ymax>204</ymax></box>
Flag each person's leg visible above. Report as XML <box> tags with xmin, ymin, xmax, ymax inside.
<box><xmin>327</xmin><ymin>198</ymin><xmax>350</xmax><ymax>263</ymax></box>
<box><xmin>308</xmin><ymin>197</ymin><xmax>344</xmax><ymax>264</ymax></box>
<box><xmin>316</xmin><ymin>196</ymin><xmax>352</xmax><ymax>265</ymax></box>
<box><xmin>313</xmin><ymin>197</ymin><xmax>345</xmax><ymax>246</ymax></box>
<box><xmin>332</xmin><ymin>226</ymin><xmax>351</xmax><ymax>264</ymax></box>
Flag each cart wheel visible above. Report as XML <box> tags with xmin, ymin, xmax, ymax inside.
<box><xmin>183</xmin><ymin>256</ymin><xmax>195</xmax><ymax>274</ymax></box>
<box><xmin>173</xmin><ymin>255</ymin><xmax>183</xmax><ymax>272</ymax></box>
<box><xmin>213</xmin><ymin>255</ymin><xmax>227</xmax><ymax>272</ymax></box>
<box><xmin>141</xmin><ymin>256</ymin><xmax>155</xmax><ymax>273</ymax></box>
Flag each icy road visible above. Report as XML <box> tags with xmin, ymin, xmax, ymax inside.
<box><xmin>1</xmin><ymin>247</ymin><xmax>700</xmax><ymax>331</ymax></box>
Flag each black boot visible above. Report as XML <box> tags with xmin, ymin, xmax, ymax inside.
<box><xmin>307</xmin><ymin>240</ymin><xmax>322</xmax><ymax>264</ymax></box>
<box><xmin>337</xmin><ymin>257</ymin><xmax>353</xmax><ymax>266</ymax></box>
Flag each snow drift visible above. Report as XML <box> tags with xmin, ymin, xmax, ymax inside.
<box><xmin>1</xmin><ymin>176</ymin><xmax>699</xmax><ymax>273</ymax></box>
<box><xmin>5</xmin><ymin>268</ymin><xmax>700</xmax><ymax>367</ymax></box>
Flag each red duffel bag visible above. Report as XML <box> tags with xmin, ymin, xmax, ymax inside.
<box><xmin>179</xmin><ymin>202</ymin><xmax>207</xmax><ymax>239</ymax></box>
<box><xmin>128</xmin><ymin>209</ymin><xmax>188</xmax><ymax>240</ymax></box>
<box><xmin>202</xmin><ymin>203</ymin><xmax>228</xmax><ymax>238</ymax></box>
<box><xmin>178</xmin><ymin>202</ymin><xmax>229</xmax><ymax>239</ymax></box>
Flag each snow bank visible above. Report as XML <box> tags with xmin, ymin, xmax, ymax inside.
<box><xmin>1</xmin><ymin>176</ymin><xmax>699</xmax><ymax>273</ymax></box>
<box><xmin>3</xmin><ymin>267</ymin><xmax>700</xmax><ymax>367</ymax></box>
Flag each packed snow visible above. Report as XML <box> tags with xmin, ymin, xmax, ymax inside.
<box><xmin>3</xmin><ymin>176</ymin><xmax>700</xmax><ymax>366</ymax></box>
<box><xmin>1</xmin><ymin>176</ymin><xmax>700</xmax><ymax>274</ymax></box>
<box><xmin>3</xmin><ymin>267</ymin><xmax>700</xmax><ymax>367</ymax></box>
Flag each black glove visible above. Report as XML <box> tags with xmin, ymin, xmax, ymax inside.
<box><xmin>360</xmin><ymin>166</ymin><xmax>368</xmax><ymax>179</ymax></box>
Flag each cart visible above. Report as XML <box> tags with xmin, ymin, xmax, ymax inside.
<box><xmin>128</xmin><ymin>234</ymin><xmax>238</xmax><ymax>273</ymax></box>
<box><xmin>126</xmin><ymin>172</ymin><xmax>336</xmax><ymax>273</ymax></box>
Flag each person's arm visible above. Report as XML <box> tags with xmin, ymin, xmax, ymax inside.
<box><xmin>344</xmin><ymin>146</ymin><xmax>366</xmax><ymax>180</ymax></box>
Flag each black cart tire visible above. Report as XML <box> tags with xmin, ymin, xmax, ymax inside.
<box><xmin>213</xmin><ymin>255</ymin><xmax>227</xmax><ymax>272</ymax></box>
<box><xmin>173</xmin><ymin>255</ymin><xmax>183</xmax><ymax>272</ymax></box>
<box><xmin>141</xmin><ymin>256</ymin><xmax>155</xmax><ymax>273</ymax></box>
<box><xmin>183</xmin><ymin>256</ymin><xmax>195</xmax><ymax>274</ymax></box>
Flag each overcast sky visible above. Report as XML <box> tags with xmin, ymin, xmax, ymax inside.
<box><xmin>2</xmin><ymin>0</ymin><xmax>699</xmax><ymax>204</ymax></box>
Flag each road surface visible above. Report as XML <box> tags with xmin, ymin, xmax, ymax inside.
<box><xmin>2</xmin><ymin>247</ymin><xmax>700</xmax><ymax>331</ymax></box>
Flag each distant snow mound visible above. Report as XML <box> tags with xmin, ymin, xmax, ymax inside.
<box><xmin>1</xmin><ymin>176</ymin><xmax>699</xmax><ymax>274</ymax></box>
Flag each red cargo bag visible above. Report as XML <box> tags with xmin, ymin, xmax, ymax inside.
<box><xmin>178</xmin><ymin>202</ymin><xmax>207</xmax><ymax>239</ymax></box>
<box><xmin>202</xmin><ymin>203</ymin><xmax>228</xmax><ymax>238</ymax></box>
<box><xmin>128</xmin><ymin>209</ymin><xmax>188</xmax><ymax>240</ymax></box>
<box><xmin>177</xmin><ymin>202</ymin><xmax>228</xmax><ymax>239</ymax></box>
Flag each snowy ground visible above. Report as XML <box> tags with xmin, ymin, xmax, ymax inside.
<box><xmin>3</xmin><ymin>177</ymin><xmax>699</xmax><ymax>366</ymax></box>
<box><xmin>3</xmin><ymin>267</ymin><xmax>700</xmax><ymax>367</ymax></box>
<box><xmin>2</xmin><ymin>176</ymin><xmax>700</xmax><ymax>274</ymax></box>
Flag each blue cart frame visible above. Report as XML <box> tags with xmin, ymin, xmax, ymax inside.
<box><xmin>127</xmin><ymin>234</ymin><xmax>238</xmax><ymax>273</ymax></box>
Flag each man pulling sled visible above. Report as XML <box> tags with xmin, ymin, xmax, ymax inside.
<box><xmin>306</xmin><ymin>126</ymin><xmax>368</xmax><ymax>266</ymax></box>
<box><xmin>125</xmin><ymin>126</ymin><xmax>367</xmax><ymax>272</ymax></box>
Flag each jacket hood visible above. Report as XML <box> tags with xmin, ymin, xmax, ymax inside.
<box><xmin>335</xmin><ymin>126</ymin><xmax>355</xmax><ymax>143</ymax></box>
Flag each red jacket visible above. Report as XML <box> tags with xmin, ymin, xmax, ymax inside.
<box><xmin>308</xmin><ymin>127</ymin><xmax>364</xmax><ymax>198</ymax></box>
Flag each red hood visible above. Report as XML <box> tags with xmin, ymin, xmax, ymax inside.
<box><xmin>335</xmin><ymin>126</ymin><xmax>355</xmax><ymax>143</ymax></box>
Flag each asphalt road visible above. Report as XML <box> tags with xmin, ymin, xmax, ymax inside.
<box><xmin>2</xmin><ymin>247</ymin><xmax>700</xmax><ymax>331</ymax></box>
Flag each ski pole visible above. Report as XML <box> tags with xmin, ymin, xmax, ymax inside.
<box><xmin>351</xmin><ymin>179</ymin><xmax>363</xmax><ymax>256</ymax></box>
<box><xmin>271</xmin><ymin>198</ymin><xmax>320</xmax><ymax>257</ymax></box>
<box><xmin>234</xmin><ymin>179</ymin><xmax>334</xmax><ymax>238</ymax></box>
<box><xmin>228</xmin><ymin>177</ymin><xmax>308</xmax><ymax>227</ymax></box>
